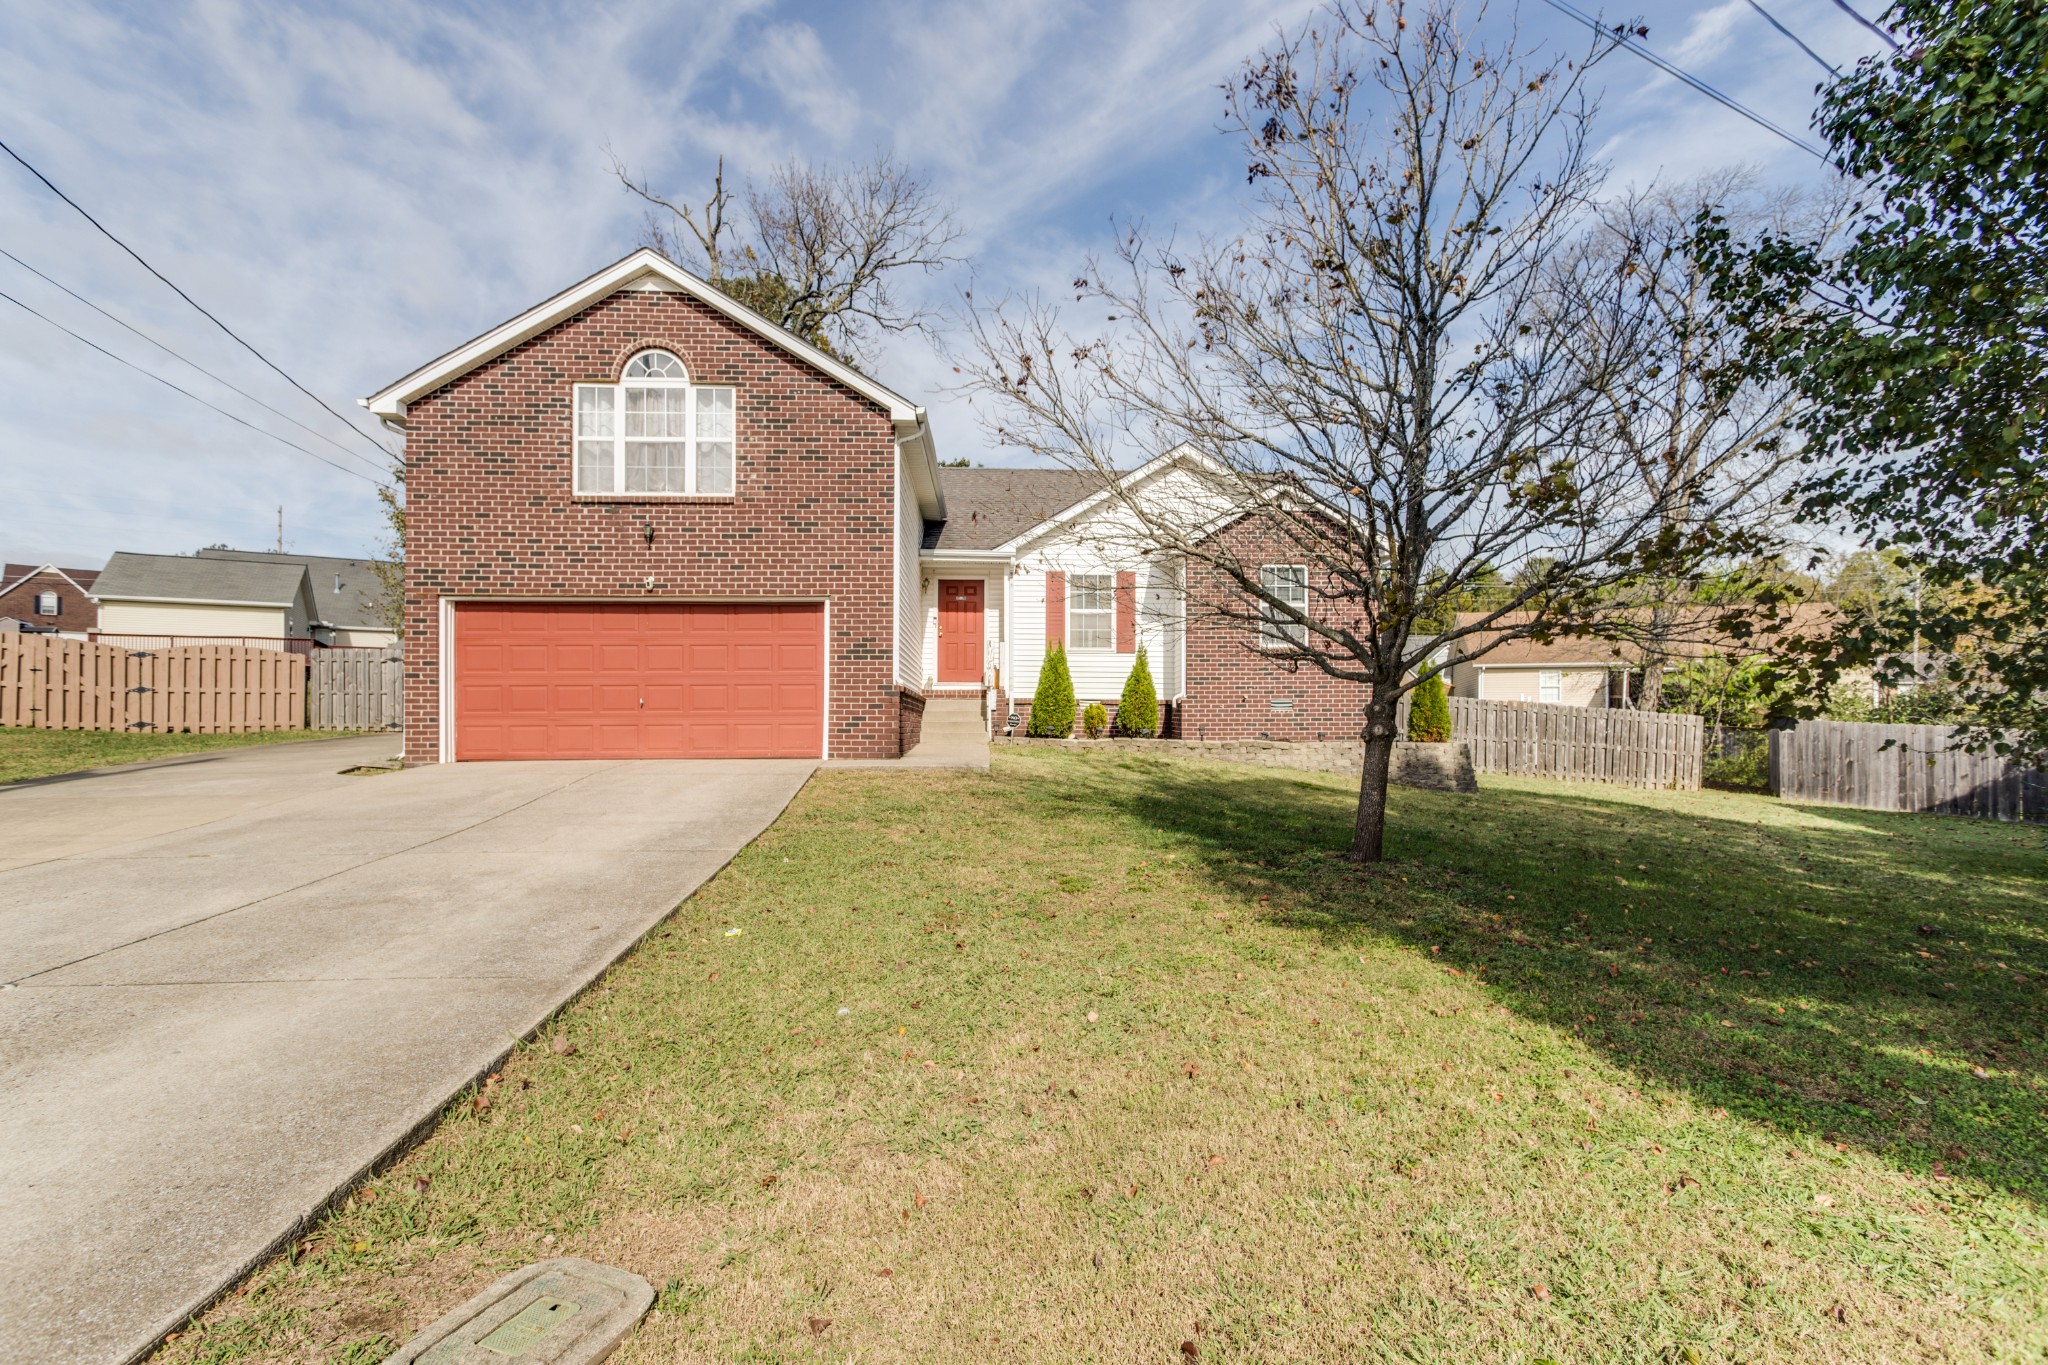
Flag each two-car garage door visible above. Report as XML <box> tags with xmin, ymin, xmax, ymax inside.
<box><xmin>454</xmin><ymin>602</ymin><xmax>824</xmax><ymax>760</ymax></box>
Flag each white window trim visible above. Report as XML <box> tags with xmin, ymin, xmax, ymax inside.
<box><xmin>572</xmin><ymin>350</ymin><xmax>735</xmax><ymax>498</ymax></box>
<box><xmin>1259</xmin><ymin>564</ymin><xmax>1309</xmax><ymax>650</ymax></box>
<box><xmin>1539</xmin><ymin>669</ymin><xmax>1563</xmax><ymax>703</ymax></box>
<box><xmin>34</xmin><ymin>591</ymin><xmax>59</xmax><ymax>616</ymax></box>
<box><xmin>1067</xmin><ymin>571</ymin><xmax>1114</xmax><ymax>652</ymax></box>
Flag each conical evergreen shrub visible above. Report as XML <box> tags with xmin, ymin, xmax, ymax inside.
<box><xmin>1027</xmin><ymin>643</ymin><xmax>1077</xmax><ymax>737</ymax></box>
<box><xmin>1407</xmin><ymin>670</ymin><xmax>1452</xmax><ymax>743</ymax></box>
<box><xmin>1116</xmin><ymin>647</ymin><xmax>1160</xmax><ymax>737</ymax></box>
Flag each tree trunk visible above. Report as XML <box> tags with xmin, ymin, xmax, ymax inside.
<box><xmin>1636</xmin><ymin>660</ymin><xmax>1665</xmax><ymax>713</ymax></box>
<box><xmin>1350</xmin><ymin>693</ymin><xmax>1401</xmax><ymax>862</ymax></box>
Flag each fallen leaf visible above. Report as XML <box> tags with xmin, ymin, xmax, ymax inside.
<box><xmin>412</xmin><ymin>1177</ymin><xmax>430</xmax><ymax>1195</ymax></box>
<box><xmin>1183</xmin><ymin>1063</ymin><xmax>1199</xmax><ymax>1079</ymax></box>
<box><xmin>1529</xmin><ymin>1282</ymin><xmax>1551</xmax><ymax>1302</ymax></box>
<box><xmin>1206</xmin><ymin>1155</ymin><xmax>1225</xmax><ymax>1167</ymax></box>
<box><xmin>807</xmin><ymin>1317</ymin><xmax>832</xmax><ymax>1336</ymax></box>
<box><xmin>1971</xmin><ymin>1066</ymin><xmax>1991</xmax><ymax>1079</ymax></box>
<box><xmin>759</xmin><ymin>1173</ymin><xmax>778</xmax><ymax>1189</ymax></box>
<box><xmin>1092</xmin><ymin>1252</ymin><xmax>1103</xmax><ymax>1269</ymax></box>
<box><xmin>914</xmin><ymin>1189</ymin><xmax>927</xmax><ymax>1209</ymax></box>
<box><xmin>1180</xmin><ymin>1342</ymin><xmax>1199</xmax><ymax>1360</ymax></box>
<box><xmin>550</xmin><ymin>1036</ymin><xmax>577</xmax><ymax>1057</ymax></box>
<box><xmin>876</xmin><ymin>1267</ymin><xmax>892</xmax><ymax>1278</ymax></box>
<box><xmin>1826</xmin><ymin>1303</ymin><xmax>1848</xmax><ymax>1325</ymax></box>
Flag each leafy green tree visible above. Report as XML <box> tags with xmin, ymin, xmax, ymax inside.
<box><xmin>1406</xmin><ymin>671</ymin><xmax>1451</xmax><ymax>743</ymax></box>
<box><xmin>1027</xmin><ymin>644</ymin><xmax>1077</xmax><ymax>737</ymax></box>
<box><xmin>1116</xmin><ymin>648</ymin><xmax>1160</xmax><ymax>737</ymax></box>
<box><xmin>1702</xmin><ymin>0</ymin><xmax>2047</xmax><ymax>756</ymax></box>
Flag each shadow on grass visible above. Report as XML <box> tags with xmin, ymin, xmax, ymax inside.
<box><xmin>1080</xmin><ymin>752</ymin><xmax>2048</xmax><ymax>1204</ymax></box>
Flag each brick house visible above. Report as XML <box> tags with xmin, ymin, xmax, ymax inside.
<box><xmin>0</xmin><ymin>563</ymin><xmax>100</xmax><ymax>636</ymax></box>
<box><xmin>366</xmin><ymin>250</ymin><xmax>1372</xmax><ymax>763</ymax></box>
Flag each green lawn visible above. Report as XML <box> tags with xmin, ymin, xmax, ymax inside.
<box><xmin>0</xmin><ymin>727</ymin><xmax>366</xmax><ymax>784</ymax></box>
<box><xmin>157</xmin><ymin>750</ymin><xmax>2046</xmax><ymax>1364</ymax></box>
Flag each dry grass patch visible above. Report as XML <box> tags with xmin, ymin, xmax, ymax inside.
<box><xmin>154</xmin><ymin>749</ymin><xmax>2046</xmax><ymax>1364</ymax></box>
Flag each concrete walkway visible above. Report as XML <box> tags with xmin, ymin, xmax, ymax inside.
<box><xmin>0</xmin><ymin>737</ymin><xmax>813</xmax><ymax>1365</ymax></box>
<box><xmin>828</xmin><ymin>697</ymin><xmax>990</xmax><ymax>771</ymax></box>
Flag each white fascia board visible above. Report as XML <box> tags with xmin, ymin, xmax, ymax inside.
<box><xmin>918</xmin><ymin>549</ymin><xmax>1013</xmax><ymax>565</ymax></box>
<box><xmin>2</xmin><ymin>563</ymin><xmax>98</xmax><ymax>598</ymax></box>
<box><xmin>362</xmin><ymin>249</ymin><xmax>926</xmax><ymax>429</ymax></box>
<box><xmin>896</xmin><ymin>416</ymin><xmax>946</xmax><ymax>521</ymax></box>
<box><xmin>93</xmin><ymin>594</ymin><xmax>294</xmax><ymax>609</ymax></box>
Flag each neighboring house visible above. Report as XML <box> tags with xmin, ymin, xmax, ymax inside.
<box><xmin>91</xmin><ymin>550</ymin><xmax>398</xmax><ymax>649</ymax></box>
<box><xmin>1442</xmin><ymin>605</ymin><xmax>1839</xmax><ymax>708</ymax></box>
<box><xmin>366</xmin><ymin>248</ymin><xmax>1390</xmax><ymax>764</ymax></box>
<box><xmin>0</xmin><ymin>563</ymin><xmax>100</xmax><ymax>636</ymax></box>
<box><xmin>193</xmin><ymin>549</ymin><xmax>396</xmax><ymax>647</ymax></box>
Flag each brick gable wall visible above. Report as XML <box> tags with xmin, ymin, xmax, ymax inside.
<box><xmin>400</xmin><ymin>286</ymin><xmax>902</xmax><ymax>761</ymax></box>
<box><xmin>1173</xmin><ymin>516</ymin><xmax>1373</xmax><ymax>742</ymax></box>
<box><xmin>0</xmin><ymin>571</ymin><xmax>98</xmax><ymax>633</ymax></box>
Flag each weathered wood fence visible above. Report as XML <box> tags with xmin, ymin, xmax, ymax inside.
<box><xmin>309</xmin><ymin>644</ymin><xmax>402</xmax><ymax>730</ymax></box>
<box><xmin>1445</xmin><ymin>697</ymin><xmax>1703</xmax><ymax>790</ymax></box>
<box><xmin>1769</xmin><ymin>719</ymin><xmax>2045</xmax><ymax>821</ymax></box>
<box><xmin>0</xmin><ymin>635</ymin><xmax>305</xmax><ymax>733</ymax></box>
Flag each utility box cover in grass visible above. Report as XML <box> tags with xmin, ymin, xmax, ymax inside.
<box><xmin>386</xmin><ymin>1258</ymin><xmax>653</xmax><ymax>1365</ymax></box>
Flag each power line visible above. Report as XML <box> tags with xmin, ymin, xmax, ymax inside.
<box><xmin>1828</xmin><ymin>0</ymin><xmax>1901</xmax><ymax>52</ymax></box>
<box><xmin>0</xmin><ymin>244</ymin><xmax>391</xmax><ymax>477</ymax></box>
<box><xmin>0</xmin><ymin>285</ymin><xmax>382</xmax><ymax>487</ymax></box>
<box><xmin>1744</xmin><ymin>0</ymin><xmax>1840</xmax><ymax>76</ymax></box>
<box><xmin>1538</xmin><ymin>0</ymin><xmax>1832</xmax><ymax>162</ymax></box>
<box><xmin>0</xmin><ymin>136</ymin><xmax>397</xmax><ymax>461</ymax></box>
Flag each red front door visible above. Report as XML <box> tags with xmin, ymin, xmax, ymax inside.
<box><xmin>937</xmin><ymin>580</ymin><xmax>984</xmax><ymax>684</ymax></box>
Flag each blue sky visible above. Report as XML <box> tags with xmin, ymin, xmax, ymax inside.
<box><xmin>0</xmin><ymin>0</ymin><xmax>1879</xmax><ymax>567</ymax></box>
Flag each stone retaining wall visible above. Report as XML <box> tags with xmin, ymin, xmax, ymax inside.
<box><xmin>994</xmin><ymin>735</ymin><xmax>1477</xmax><ymax>791</ymax></box>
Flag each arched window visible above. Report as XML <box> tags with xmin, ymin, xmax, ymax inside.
<box><xmin>623</xmin><ymin>349</ymin><xmax>686</xmax><ymax>380</ymax></box>
<box><xmin>574</xmin><ymin>350</ymin><xmax>735</xmax><ymax>496</ymax></box>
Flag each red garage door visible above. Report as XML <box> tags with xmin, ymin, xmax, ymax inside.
<box><xmin>454</xmin><ymin>602</ymin><xmax>824</xmax><ymax>760</ymax></box>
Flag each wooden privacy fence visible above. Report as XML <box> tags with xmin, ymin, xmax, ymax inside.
<box><xmin>1769</xmin><ymin>719</ymin><xmax>2046</xmax><ymax>822</ymax></box>
<box><xmin>309</xmin><ymin>644</ymin><xmax>403</xmax><ymax>730</ymax></box>
<box><xmin>0</xmin><ymin>634</ymin><xmax>305</xmax><ymax>733</ymax></box>
<box><xmin>1446</xmin><ymin>697</ymin><xmax>1703</xmax><ymax>790</ymax></box>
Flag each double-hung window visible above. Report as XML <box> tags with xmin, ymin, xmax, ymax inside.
<box><xmin>34</xmin><ymin>591</ymin><xmax>58</xmax><ymax>616</ymax></box>
<box><xmin>574</xmin><ymin>350</ymin><xmax>735</xmax><ymax>496</ymax></box>
<box><xmin>1538</xmin><ymin>670</ymin><xmax>1563</xmax><ymax>703</ymax></box>
<box><xmin>1259</xmin><ymin>564</ymin><xmax>1309</xmax><ymax>648</ymax></box>
<box><xmin>1068</xmin><ymin>573</ymin><xmax>1114</xmax><ymax>650</ymax></box>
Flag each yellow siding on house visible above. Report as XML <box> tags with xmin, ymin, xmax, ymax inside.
<box><xmin>1475</xmin><ymin>665</ymin><xmax>1610</xmax><ymax>708</ymax></box>
<box><xmin>96</xmin><ymin>600</ymin><xmax>290</xmax><ymax>641</ymax></box>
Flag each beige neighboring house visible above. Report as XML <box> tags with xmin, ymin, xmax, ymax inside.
<box><xmin>1443</xmin><ymin>605</ymin><xmax>1837</xmax><ymax>709</ymax></box>
<box><xmin>91</xmin><ymin>549</ymin><xmax>397</xmax><ymax>649</ymax></box>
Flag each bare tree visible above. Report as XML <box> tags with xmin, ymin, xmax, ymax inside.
<box><xmin>957</xmin><ymin>2</ymin><xmax>1781</xmax><ymax>861</ymax></box>
<box><xmin>1555</xmin><ymin>171</ymin><xmax>1841</xmax><ymax>710</ymax></box>
<box><xmin>609</xmin><ymin>149</ymin><xmax>961</xmax><ymax>366</ymax></box>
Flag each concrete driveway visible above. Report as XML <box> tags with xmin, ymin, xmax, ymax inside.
<box><xmin>0</xmin><ymin>736</ymin><xmax>814</xmax><ymax>1365</ymax></box>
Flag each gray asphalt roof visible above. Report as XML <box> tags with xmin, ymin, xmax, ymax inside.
<box><xmin>923</xmin><ymin>467</ymin><xmax>1105</xmax><ymax>551</ymax></box>
<box><xmin>195</xmin><ymin>550</ymin><xmax>393</xmax><ymax>630</ymax></box>
<box><xmin>93</xmin><ymin>552</ymin><xmax>309</xmax><ymax>608</ymax></box>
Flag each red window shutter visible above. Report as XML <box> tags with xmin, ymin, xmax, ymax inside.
<box><xmin>1114</xmin><ymin>571</ymin><xmax>1137</xmax><ymax>653</ymax></box>
<box><xmin>1045</xmin><ymin>571</ymin><xmax>1066</xmax><ymax>649</ymax></box>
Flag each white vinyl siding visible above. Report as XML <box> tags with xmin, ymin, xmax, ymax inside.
<box><xmin>573</xmin><ymin>350</ymin><xmax>734</xmax><ymax>497</ymax></box>
<box><xmin>1009</xmin><ymin>560</ymin><xmax>1184</xmax><ymax>703</ymax></box>
<box><xmin>895</xmin><ymin>455</ymin><xmax>924</xmax><ymax>686</ymax></box>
